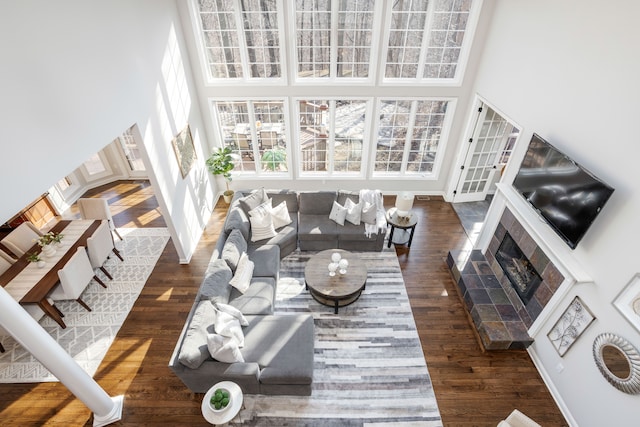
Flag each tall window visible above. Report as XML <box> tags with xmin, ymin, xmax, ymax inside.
<box><xmin>212</xmin><ymin>100</ymin><xmax>288</xmax><ymax>173</ymax></box>
<box><xmin>295</xmin><ymin>0</ymin><xmax>376</xmax><ymax>79</ymax></box>
<box><xmin>297</xmin><ymin>99</ymin><xmax>367</xmax><ymax>175</ymax></box>
<box><xmin>385</xmin><ymin>0</ymin><xmax>475</xmax><ymax>81</ymax></box>
<box><xmin>374</xmin><ymin>99</ymin><xmax>451</xmax><ymax>175</ymax></box>
<box><xmin>195</xmin><ymin>0</ymin><xmax>282</xmax><ymax>80</ymax></box>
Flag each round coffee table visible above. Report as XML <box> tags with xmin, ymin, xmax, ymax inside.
<box><xmin>201</xmin><ymin>381</ymin><xmax>243</xmax><ymax>425</ymax></box>
<box><xmin>304</xmin><ymin>249</ymin><xmax>367</xmax><ymax>314</ymax></box>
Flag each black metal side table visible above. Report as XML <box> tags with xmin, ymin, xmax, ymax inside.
<box><xmin>386</xmin><ymin>208</ymin><xmax>418</xmax><ymax>248</ymax></box>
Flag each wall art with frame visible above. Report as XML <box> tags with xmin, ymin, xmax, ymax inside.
<box><xmin>547</xmin><ymin>296</ymin><xmax>596</xmax><ymax>356</ymax></box>
<box><xmin>613</xmin><ymin>273</ymin><xmax>640</xmax><ymax>334</ymax></box>
<box><xmin>171</xmin><ymin>124</ymin><xmax>196</xmax><ymax>178</ymax></box>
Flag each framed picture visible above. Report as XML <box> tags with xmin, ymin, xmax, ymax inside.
<box><xmin>547</xmin><ymin>296</ymin><xmax>596</xmax><ymax>356</ymax></box>
<box><xmin>171</xmin><ymin>124</ymin><xmax>196</xmax><ymax>178</ymax></box>
<box><xmin>613</xmin><ymin>273</ymin><xmax>640</xmax><ymax>334</ymax></box>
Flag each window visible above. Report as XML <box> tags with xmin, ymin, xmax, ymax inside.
<box><xmin>119</xmin><ymin>127</ymin><xmax>146</xmax><ymax>172</ymax></box>
<box><xmin>212</xmin><ymin>100</ymin><xmax>288</xmax><ymax>173</ymax></box>
<box><xmin>384</xmin><ymin>0</ymin><xmax>476</xmax><ymax>81</ymax></box>
<box><xmin>297</xmin><ymin>99</ymin><xmax>368</xmax><ymax>175</ymax></box>
<box><xmin>195</xmin><ymin>0</ymin><xmax>282</xmax><ymax>81</ymax></box>
<box><xmin>374</xmin><ymin>99</ymin><xmax>452</xmax><ymax>175</ymax></box>
<box><xmin>295</xmin><ymin>0</ymin><xmax>377</xmax><ymax>80</ymax></box>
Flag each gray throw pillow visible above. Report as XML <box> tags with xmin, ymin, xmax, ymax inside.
<box><xmin>177</xmin><ymin>300</ymin><xmax>217</xmax><ymax>369</ymax></box>
<box><xmin>223</xmin><ymin>207</ymin><xmax>250</xmax><ymax>241</ymax></box>
<box><xmin>238</xmin><ymin>188</ymin><xmax>268</xmax><ymax>215</ymax></box>
<box><xmin>222</xmin><ymin>229</ymin><xmax>247</xmax><ymax>272</ymax></box>
<box><xmin>198</xmin><ymin>259</ymin><xmax>232</xmax><ymax>304</ymax></box>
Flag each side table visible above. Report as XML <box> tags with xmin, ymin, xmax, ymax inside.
<box><xmin>386</xmin><ymin>208</ymin><xmax>418</xmax><ymax>248</ymax></box>
<box><xmin>202</xmin><ymin>381</ymin><xmax>243</xmax><ymax>425</ymax></box>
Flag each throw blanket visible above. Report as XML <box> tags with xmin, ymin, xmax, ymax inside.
<box><xmin>359</xmin><ymin>189</ymin><xmax>384</xmax><ymax>238</ymax></box>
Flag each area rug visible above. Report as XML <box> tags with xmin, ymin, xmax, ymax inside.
<box><xmin>0</xmin><ymin>227</ymin><xmax>169</xmax><ymax>383</ymax></box>
<box><xmin>240</xmin><ymin>247</ymin><xmax>443</xmax><ymax>426</ymax></box>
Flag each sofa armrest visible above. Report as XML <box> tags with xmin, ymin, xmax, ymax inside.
<box><xmin>248</xmin><ymin>244</ymin><xmax>280</xmax><ymax>280</ymax></box>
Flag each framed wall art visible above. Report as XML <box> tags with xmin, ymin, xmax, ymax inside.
<box><xmin>547</xmin><ymin>296</ymin><xmax>596</xmax><ymax>356</ymax></box>
<box><xmin>613</xmin><ymin>273</ymin><xmax>640</xmax><ymax>334</ymax></box>
<box><xmin>171</xmin><ymin>124</ymin><xmax>196</xmax><ymax>178</ymax></box>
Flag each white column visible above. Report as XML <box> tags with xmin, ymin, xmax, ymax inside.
<box><xmin>0</xmin><ymin>287</ymin><xmax>124</xmax><ymax>427</ymax></box>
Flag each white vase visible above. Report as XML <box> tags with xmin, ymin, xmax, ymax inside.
<box><xmin>37</xmin><ymin>260</ymin><xmax>46</xmax><ymax>268</ymax></box>
<box><xmin>42</xmin><ymin>244</ymin><xmax>56</xmax><ymax>257</ymax></box>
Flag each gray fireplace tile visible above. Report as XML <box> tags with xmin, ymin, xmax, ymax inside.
<box><xmin>488</xmin><ymin>288</ymin><xmax>510</xmax><ymax>305</ymax></box>
<box><xmin>472</xmin><ymin>304</ymin><xmax>501</xmax><ymax>324</ymax></box>
<box><xmin>496</xmin><ymin>304</ymin><xmax>520</xmax><ymax>321</ymax></box>
<box><xmin>530</xmin><ymin>246</ymin><xmax>550</xmax><ymax>273</ymax></box>
<box><xmin>535</xmin><ymin>282</ymin><xmax>553</xmax><ymax>306</ymax></box>
<box><xmin>542</xmin><ymin>263</ymin><xmax>564</xmax><ymax>292</ymax></box>
<box><xmin>526</xmin><ymin>297</ymin><xmax>543</xmax><ymax>322</ymax></box>
<box><xmin>461</xmin><ymin>274</ymin><xmax>483</xmax><ymax>290</ymax></box>
<box><xmin>473</xmin><ymin>260</ymin><xmax>494</xmax><ymax>275</ymax></box>
<box><xmin>468</xmin><ymin>289</ymin><xmax>492</xmax><ymax>305</ymax></box>
<box><xmin>479</xmin><ymin>274</ymin><xmax>502</xmax><ymax>289</ymax></box>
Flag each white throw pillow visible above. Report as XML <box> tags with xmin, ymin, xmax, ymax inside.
<box><xmin>214</xmin><ymin>311</ymin><xmax>246</xmax><ymax>347</ymax></box>
<box><xmin>344</xmin><ymin>198</ymin><xmax>362</xmax><ymax>226</ymax></box>
<box><xmin>249</xmin><ymin>211</ymin><xmax>277</xmax><ymax>242</ymax></box>
<box><xmin>229</xmin><ymin>252</ymin><xmax>254</xmax><ymax>293</ymax></box>
<box><xmin>270</xmin><ymin>201</ymin><xmax>292</xmax><ymax>229</ymax></box>
<box><xmin>329</xmin><ymin>201</ymin><xmax>347</xmax><ymax>226</ymax></box>
<box><xmin>248</xmin><ymin>198</ymin><xmax>272</xmax><ymax>219</ymax></box>
<box><xmin>207</xmin><ymin>334</ymin><xmax>245</xmax><ymax>363</ymax></box>
<box><xmin>361</xmin><ymin>201</ymin><xmax>377</xmax><ymax>225</ymax></box>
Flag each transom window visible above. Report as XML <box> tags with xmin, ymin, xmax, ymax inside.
<box><xmin>195</xmin><ymin>0</ymin><xmax>282</xmax><ymax>80</ymax></box>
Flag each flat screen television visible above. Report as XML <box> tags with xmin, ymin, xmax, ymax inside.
<box><xmin>512</xmin><ymin>133</ymin><xmax>614</xmax><ymax>249</ymax></box>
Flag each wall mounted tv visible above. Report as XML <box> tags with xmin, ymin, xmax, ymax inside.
<box><xmin>512</xmin><ymin>133</ymin><xmax>614</xmax><ymax>249</ymax></box>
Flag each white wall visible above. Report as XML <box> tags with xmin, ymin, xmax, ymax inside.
<box><xmin>473</xmin><ymin>1</ymin><xmax>640</xmax><ymax>425</ymax></box>
<box><xmin>0</xmin><ymin>1</ymin><xmax>216</xmax><ymax>262</ymax></box>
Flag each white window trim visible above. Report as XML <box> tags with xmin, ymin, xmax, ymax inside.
<box><xmin>79</xmin><ymin>151</ymin><xmax>113</xmax><ymax>182</ymax></box>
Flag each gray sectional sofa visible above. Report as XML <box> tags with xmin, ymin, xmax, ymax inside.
<box><xmin>168</xmin><ymin>188</ymin><xmax>386</xmax><ymax>396</ymax></box>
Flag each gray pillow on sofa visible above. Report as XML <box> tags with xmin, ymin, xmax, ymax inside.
<box><xmin>238</xmin><ymin>188</ymin><xmax>268</xmax><ymax>215</ymax></box>
<box><xmin>223</xmin><ymin>207</ymin><xmax>250</xmax><ymax>241</ymax></box>
<box><xmin>178</xmin><ymin>300</ymin><xmax>217</xmax><ymax>369</ymax></box>
<box><xmin>222</xmin><ymin>229</ymin><xmax>247</xmax><ymax>272</ymax></box>
<box><xmin>198</xmin><ymin>259</ymin><xmax>233</xmax><ymax>304</ymax></box>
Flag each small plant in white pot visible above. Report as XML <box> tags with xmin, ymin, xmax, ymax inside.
<box><xmin>206</xmin><ymin>146</ymin><xmax>236</xmax><ymax>204</ymax></box>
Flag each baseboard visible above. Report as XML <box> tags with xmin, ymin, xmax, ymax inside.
<box><xmin>527</xmin><ymin>347</ymin><xmax>578</xmax><ymax>426</ymax></box>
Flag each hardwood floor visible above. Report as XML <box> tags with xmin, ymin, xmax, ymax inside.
<box><xmin>0</xmin><ymin>181</ymin><xmax>568</xmax><ymax>426</ymax></box>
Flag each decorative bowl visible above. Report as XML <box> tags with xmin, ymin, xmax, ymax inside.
<box><xmin>208</xmin><ymin>387</ymin><xmax>231</xmax><ymax>412</ymax></box>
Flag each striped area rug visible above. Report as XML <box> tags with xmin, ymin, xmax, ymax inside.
<box><xmin>239</xmin><ymin>247</ymin><xmax>443</xmax><ymax>426</ymax></box>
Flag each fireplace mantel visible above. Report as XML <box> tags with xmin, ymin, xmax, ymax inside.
<box><xmin>478</xmin><ymin>184</ymin><xmax>593</xmax><ymax>334</ymax></box>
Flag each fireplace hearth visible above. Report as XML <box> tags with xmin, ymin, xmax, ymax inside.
<box><xmin>495</xmin><ymin>232</ymin><xmax>542</xmax><ymax>305</ymax></box>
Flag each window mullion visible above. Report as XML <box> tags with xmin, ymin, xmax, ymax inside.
<box><xmin>328</xmin><ymin>100</ymin><xmax>336</xmax><ymax>173</ymax></box>
<box><xmin>330</xmin><ymin>0</ymin><xmax>338</xmax><ymax>80</ymax></box>
<box><xmin>402</xmin><ymin>101</ymin><xmax>418</xmax><ymax>174</ymax></box>
<box><xmin>417</xmin><ymin>1</ymin><xmax>435</xmax><ymax>81</ymax></box>
<box><xmin>233</xmin><ymin>0</ymin><xmax>251</xmax><ymax>79</ymax></box>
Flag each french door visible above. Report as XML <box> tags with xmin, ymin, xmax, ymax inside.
<box><xmin>452</xmin><ymin>102</ymin><xmax>519</xmax><ymax>202</ymax></box>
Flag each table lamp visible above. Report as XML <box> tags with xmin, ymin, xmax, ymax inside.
<box><xmin>395</xmin><ymin>191</ymin><xmax>414</xmax><ymax>220</ymax></box>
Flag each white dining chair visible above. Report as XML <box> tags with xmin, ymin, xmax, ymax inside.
<box><xmin>0</xmin><ymin>248</ymin><xmax>16</xmax><ymax>265</ymax></box>
<box><xmin>87</xmin><ymin>220</ymin><xmax>124</xmax><ymax>280</ymax></box>
<box><xmin>0</xmin><ymin>256</ymin><xmax>13</xmax><ymax>275</ymax></box>
<box><xmin>0</xmin><ymin>222</ymin><xmax>43</xmax><ymax>257</ymax></box>
<box><xmin>0</xmin><ymin>304</ymin><xmax>49</xmax><ymax>353</ymax></box>
<box><xmin>50</xmin><ymin>246</ymin><xmax>106</xmax><ymax>312</ymax></box>
<box><xmin>76</xmin><ymin>198</ymin><xmax>123</xmax><ymax>240</ymax></box>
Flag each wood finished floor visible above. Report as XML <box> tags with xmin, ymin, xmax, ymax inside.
<box><xmin>0</xmin><ymin>181</ymin><xmax>568</xmax><ymax>426</ymax></box>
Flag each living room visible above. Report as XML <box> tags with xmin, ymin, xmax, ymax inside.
<box><xmin>1</xmin><ymin>1</ymin><xmax>638</xmax><ymax>426</ymax></box>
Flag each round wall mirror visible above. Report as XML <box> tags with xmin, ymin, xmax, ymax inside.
<box><xmin>593</xmin><ymin>333</ymin><xmax>640</xmax><ymax>394</ymax></box>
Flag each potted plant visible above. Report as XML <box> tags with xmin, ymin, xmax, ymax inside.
<box><xmin>27</xmin><ymin>252</ymin><xmax>46</xmax><ymax>268</ymax></box>
<box><xmin>206</xmin><ymin>146</ymin><xmax>236</xmax><ymax>204</ymax></box>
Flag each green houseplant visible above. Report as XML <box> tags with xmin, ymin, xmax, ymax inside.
<box><xmin>206</xmin><ymin>146</ymin><xmax>236</xmax><ymax>203</ymax></box>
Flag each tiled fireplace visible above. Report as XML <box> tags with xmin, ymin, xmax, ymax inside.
<box><xmin>485</xmin><ymin>208</ymin><xmax>565</xmax><ymax>328</ymax></box>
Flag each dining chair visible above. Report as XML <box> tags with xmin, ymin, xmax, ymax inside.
<box><xmin>0</xmin><ymin>221</ymin><xmax>43</xmax><ymax>258</ymax></box>
<box><xmin>0</xmin><ymin>303</ymin><xmax>49</xmax><ymax>353</ymax></box>
<box><xmin>0</xmin><ymin>256</ymin><xmax>13</xmax><ymax>276</ymax></box>
<box><xmin>76</xmin><ymin>197</ymin><xmax>123</xmax><ymax>240</ymax></box>
<box><xmin>50</xmin><ymin>246</ymin><xmax>106</xmax><ymax>312</ymax></box>
<box><xmin>0</xmin><ymin>247</ymin><xmax>16</xmax><ymax>265</ymax></box>
<box><xmin>87</xmin><ymin>220</ymin><xmax>124</xmax><ymax>280</ymax></box>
